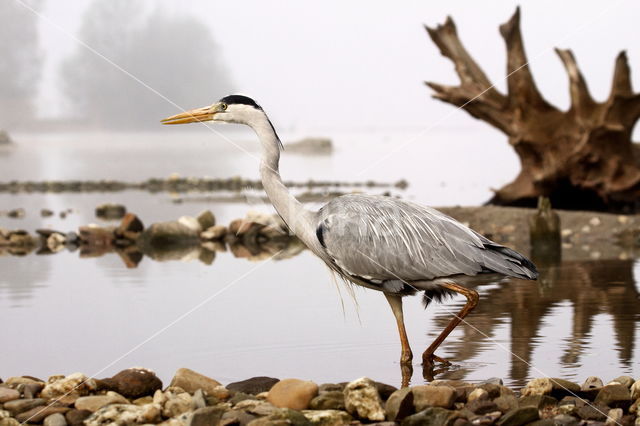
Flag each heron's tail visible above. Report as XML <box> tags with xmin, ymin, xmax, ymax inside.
<box><xmin>478</xmin><ymin>240</ymin><xmax>539</xmax><ymax>280</ymax></box>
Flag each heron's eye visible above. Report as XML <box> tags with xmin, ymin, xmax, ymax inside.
<box><xmin>220</xmin><ymin>103</ymin><xmax>227</xmax><ymax>111</ymax></box>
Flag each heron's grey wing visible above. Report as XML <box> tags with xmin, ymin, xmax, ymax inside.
<box><xmin>316</xmin><ymin>194</ymin><xmax>537</xmax><ymax>284</ymax></box>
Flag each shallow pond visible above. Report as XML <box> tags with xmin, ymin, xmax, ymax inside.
<box><xmin>1</xmin><ymin>128</ymin><xmax>638</xmax><ymax>388</ymax></box>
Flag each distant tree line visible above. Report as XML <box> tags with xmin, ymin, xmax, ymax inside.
<box><xmin>0</xmin><ymin>0</ymin><xmax>233</xmax><ymax>131</ymax></box>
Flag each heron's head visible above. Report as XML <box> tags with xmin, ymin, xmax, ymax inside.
<box><xmin>161</xmin><ymin>95</ymin><xmax>264</xmax><ymax>126</ymax></box>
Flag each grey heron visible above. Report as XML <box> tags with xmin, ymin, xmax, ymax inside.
<box><xmin>162</xmin><ymin>95</ymin><xmax>538</xmax><ymax>380</ymax></box>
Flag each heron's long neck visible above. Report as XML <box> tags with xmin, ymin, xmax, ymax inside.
<box><xmin>250</xmin><ymin>115</ymin><xmax>315</xmax><ymax>238</ymax></box>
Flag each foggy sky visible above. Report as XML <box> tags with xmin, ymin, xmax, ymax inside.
<box><xmin>33</xmin><ymin>0</ymin><xmax>640</xmax><ymax>131</ymax></box>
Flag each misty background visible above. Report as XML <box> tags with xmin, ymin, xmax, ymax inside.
<box><xmin>2</xmin><ymin>0</ymin><xmax>639</xmax><ymax>133</ymax></box>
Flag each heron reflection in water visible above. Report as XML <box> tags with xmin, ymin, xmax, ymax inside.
<box><xmin>162</xmin><ymin>95</ymin><xmax>538</xmax><ymax>384</ymax></box>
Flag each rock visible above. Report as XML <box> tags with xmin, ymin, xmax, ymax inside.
<box><xmin>78</xmin><ymin>225</ymin><xmax>114</xmax><ymax>246</ymax></box>
<box><xmin>267</xmin><ymin>378</ymin><xmax>318</xmax><ymax>411</ymax></box>
<box><xmin>319</xmin><ymin>384</ymin><xmax>344</xmax><ymax>393</ymax></box>
<box><xmin>220</xmin><ymin>409</ymin><xmax>258</xmax><ymax>425</ymax></box>
<box><xmin>84</xmin><ymin>403</ymin><xmax>159</xmax><ymax>425</ymax></box>
<box><xmin>518</xmin><ymin>395</ymin><xmax>557</xmax><ymax>409</ymax></box>
<box><xmin>466</xmin><ymin>399</ymin><xmax>497</xmax><ymax>415</ymax></box>
<box><xmin>100</xmin><ymin>368</ymin><xmax>162</xmax><ymax>399</ymax></box>
<box><xmin>375</xmin><ymin>382</ymin><xmax>398</xmax><ymax>401</ymax></box>
<box><xmin>401</xmin><ymin>407</ymin><xmax>459</xmax><ymax>426</ymax></box>
<box><xmin>245</xmin><ymin>407</ymin><xmax>310</xmax><ymax>425</ymax></box>
<box><xmin>470</xmin><ymin>411</ymin><xmax>503</xmax><ymax>425</ymax></box>
<box><xmin>521</xmin><ymin>378</ymin><xmax>552</xmax><ymax>396</ymax></box>
<box><xmin>0</xmin><ymin>388</ymin><xmax>20</xmax><ymax>403</ymax></box>
<box><xmin>309</xmin><ymin>391</ymin><xmax>345</xmax><ymax>410</ymax></box>
<box><xmin>302</xmin><ymin>409</ymin><xmax>352</xmax><ymax>426</ymax></box>
<box><xmin>494</xmin><ymin>395</ymin><xmax>519</xmax><ymax>413</ymax></box>
<box><xmin>74</xmin><ymin>391</ymin><xmax>128</xmax><ymax>412</ymax></box>
<box><xmin>496</xmin><ymin>407</ymin><xmax>539</xmax><ymax>426</ymax></box>
<box><xmin>284</xmin><ymin>137</ymin><xmax>333</xmax><ymax>154</ymax></box>
<box><xmin>41</xmin><ymin>209</ymin><xmax>54</xmax><ymax>217</ymax></box>
<box><xmin>23</xmin><ymin>382</ymin><xmax>45</xmax><ymax>399</ymax></box>
<box><xmin>227</xmin><ymin>377</ymin><xmax>279</xmax><ymax>395</ymax></box>
<box><xmin>631</xmin><ymin>380</ymin><xmax>640</xmax><ymax>399</ymax></box>
<box><xmin>65</xmin><ymin>409</ymin><xmax>91</xmax><ymax>426</ymax></box>
<box><xmin>606</xmin><ymin>408</ymin><xmax>623</xmax><ymax>425</ymax></box>
<box><xmin>385</xmin><ymin>387</ymin><xmax>414</xmax><ymax>421</ymax></box>
<box><xmin>594</xmin><ymin>384</ymin><xmax>632</xmax><ymax>409</ymax></box>
<box><xmin>169</xmin><ymin>368</ymin><xmax>221</xmax><ymax>396</ymax></box>
<box><xmin>581</xmin><ymin>376</ymin><xmax>603</xmax><ymax>390</ymax></box>
<box><xmin>576</xmin><ymin>404</ymin><xmax>608</xmax><ymax>421</ymax></box>
<box><xmin>139</xmin><ymin>221</ymin><xmax>200</xmax><ymax>250</ymax></box>
<box><xmin>43</xmin><ymin>412</ymin><xmax>67</xmax><ymax>426</ymax></box>
<box><xmin>343</xmin><ymin>377</ymin><xmax>385</xmax><ymax>422</ymax></box>
<box><xmin>467</xmin><ymin>389</ymin><xmax>488</xmax><ymax>402</ymax></box>
<box><xmin>4</xmin><ymin>398</ymin><xmax>46</xmax><ymax>415</ymax></box>
<box><xmin>479</xmin><ymin>378</ymin><xmax>504</xmax><ymax>386</ymax></box>
<box><xmin>189</xmin><ymin>406</ymin><xmax>227</xmax><ymax>426</ymax></box>
<box><xmin>163</xmin><ymin>391</ymin><xmax>194</xmax><ymax>417</ymax></box>
<box><xmin>550</xmin><ymin>414</ymin><xmax>579</xmax><ymax>426</ymax></box>
<box><xmin>8</xmin><ymin>208</ymin><xmax>25</xmax><ymax>219</ymax></box>
<box><xmin>201</xmin><ymin>225</ymin><xmax>227</xmax><ymax>240</ymax></box>
<box><xmin>0</xmin><ymin>130</ymin><xmax>12</xmax><ymax>145</ymax></box>
<box><xmin>412</xmin><ymin>385</ymin><xmax>456</xmax><ymax>410</ymax></box>
<box><xmin>610</xmin><ymin>376</ymin><xmax>635</xmax><ymax>388</ymax></box>
<box><xmin>197</xmin><ymin>210</ymin><xmax>216</xmax><ymax>230</ymax></box>
<box><xmin>0</xmin><ymin>417</ymin><xmax>20</xmax><ymax>426</ymax></box>
<box><xmin>16</xmin><ymin>406</ymin><xmax>69</xmax><ymax>424</ymax></box>
<box><xmin>95</xmin><ymin>204</ymin><xmax>126</xmax><ymax>220</ymax></box>
<box><xmin>47</xmin><ymin>232</ymin><xmax>66</xmax><ymax>252</ymax></box>
<box><xmin>116</xmin><ymin>213</ymin><xmax>144</xmax><ymax>239</ymax></box>
<box><xmin>234</xmin><ymin>399</ymin><xmax>278</xmax><ymax>417</ymax></box>
<box><xmin>178</xmin><ymin>216</ymin><xmax>202</xmax><ymax>232</ymax></box>
<box><xmin>229</xmin><ymin>391</ymin><xmax>257</xmax><ymax>405</ymax></box>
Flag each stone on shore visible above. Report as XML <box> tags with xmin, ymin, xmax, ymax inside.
<box><xmin>309</xmin><ymin>391</ymin><xmax>345</xmax><ymax>411</ymax></box>
<box><xmin>15</xmin><ymin>406</ymin><xmax>69</xmax><ymax>424</ymax></box>
<box><xmin>343</xmin><ymin>377</ymin><xmax>385</xmax><ymax>422</ymax></box>
<box><xmin>227</xmin><ymin>376</ymin><xmax>279</xmax><ymax>395</ymax></box>
<box><xmin>43</xmin><ymin>412</ymin><xmax>67</xmax><ymax>426</ymax></box>
<box><xmin>196</xmin><ymin>210</ymin><xmax>216</xmax><ymax>230</ymax></box>
<box><xmin>497</xmin><ymin>406</ymin><xmax>539</xmax><ymax>425</ymax></box>
<box><xmin>0</xmin><ymin>388</ymin><xmax>20</xmax><ymax>403</ymax></box>
<box><xmin>169</xmin><ymin>368</ymin><xmax>221</xmax><ymax>396</ymax></box>
<box><xmin>385</xmin><ymin>387</ymin><xmax>414</xmax><ymax>421</ymax></box>
<box><xmin>594</xmin><ymin>384</ymin><xmax>632</xmax><ymax>409</ymax></box>
<box><xmin>302</xmin><ymin>409</ymin><xmax>352</xmax><ymax>425</ymax></box>
<box><xmin>412</xmin><ymin>385</ymin><xmax>456</xmax><ymax>410</ymax></box>
<box><xmin>401</xmin><ymin>407</ymin><xmax>459</xmax><ymax>426</ymax></box>
<box><xmin>99</xmin><ymin>368</ymin><xmax>162</xmax><ymax>399</ymax></box>
<box><xmin>4</xmin><ymin>398</ymin><xmax>46</xmax><ymax>416</ymax></box>
<box><xmin>581</xmin><ymin>376</ymin><xmax>603</xmax><ymax>390</ymax></box>
<box><xmin>95</xmin><ymin>204</ymin><xmax>126</xmax><ymax>220</ymax></box>
<box><xmin>74</xmin><ymin>391</ymin><xmax>128</xmax><ymax>412</ymax></box>
<box><xmin>267</xmin><ymin>379</ymin><xmax>319</xmax><ymax>410</ymax></box>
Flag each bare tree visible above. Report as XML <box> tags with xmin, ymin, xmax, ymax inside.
<box><xmin>60</xmin><ymin>1</ymin><xmax>233</xmax><ymax>129</ymax></box>
<box><xmin>0</xmin><ymin>0</ymin><xmax>43</xmax><ymax>130</ymax></box>
<box><xmin>426</xmin><ymin>8</ymin><xmax>640</xmax><ymax>213</ymax></box>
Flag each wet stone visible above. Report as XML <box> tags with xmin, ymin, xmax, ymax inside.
<box><xmin>466</xmin><ymin>399</ymin><xmax>498</xmax><ymax>415</ymax></box>
<box><xmin>64</xmin><ymin>409</ymin><xmax>91</xmax><ymax>426</ymax></box>
<box><xmin>309</xmin><ymin>391</ymin><xmax>345</xmax><ymax>410</ymax></box>
<box><xmin>95</xmin><ymin>203</ymin><xmax>126</xmax><ymax>220</ymax></box>
<box><xmin>631</xmin><ymin>380</ymin><xmax>640</xmax><ymax>399</ymax></box>
<box><xmin>197</xmin><ymin>210</ymin><xmax>216</xmax><ymax>230</ymax></box>
<box><xmin>227</xmin><ymin>376</ymin><xmax>279</xmax><ymax>395</ymax></box>
<box><xmin>496</xmin><ymin>406</ymin><xmax>539</xmax><ymax>426</ymax></box>
<box><xmin>609</xmin><ymin>376</ymin><xmax>635</xmax><ymax>388</ymax></box>
<box><xmin>550</xmin><ymin>414</ymin><xmax>579</xmax><ymax>426</ymax></box>
<box><xmin>494</xmin><ymin>395</ymin><xmax>519</xmax><ymax>413</ymax></box>
<box><xmin>385</xmin><ymin>387</ymin><xmax>414</xmax><ymax>422</ymax></box>
<box><xmin>576</xmin><ymin>404</ymin><xmax>608</xmax><ymax>421</ymax></box>
<box><xmin>375</xmin><ymin>382</ymin><xmax>398</xmax><ymax>401</ymax></box>
<box><xmin>467</xmin><ymin>388</ymin><xmax>489</xmax><ymax>402</ymax></box>
<box><xmin>470</xmin><ymin>411</ymin><xmax>502</xmax><ymax>425</ymax></box>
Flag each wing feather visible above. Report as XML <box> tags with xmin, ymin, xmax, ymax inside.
<box><xmin>316</xmin><ymin>194</ymin><xmax>537</xmax><ymax>282</ymax></box>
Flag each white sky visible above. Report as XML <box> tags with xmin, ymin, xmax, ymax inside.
<box><xmin>33</xmin><ymin>0</ymin><xmax>640</xmax><ymax>131</ymax></box>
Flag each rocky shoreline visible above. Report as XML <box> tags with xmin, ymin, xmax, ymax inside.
<box><xmin>1</xmin><ymin>368</ymin><xmax>639</xmax><ymax>425</ymax></box>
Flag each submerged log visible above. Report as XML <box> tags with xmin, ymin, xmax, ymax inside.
<box><xmin>426</xmin><ymin>8</ymin><xmax>640</xmax><ymax>212</ymax></box>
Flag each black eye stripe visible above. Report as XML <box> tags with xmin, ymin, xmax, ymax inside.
<box><xmin>218</xmin><ymin>95</ymin><xmax>262</xmax><ymax>110</ymax></box>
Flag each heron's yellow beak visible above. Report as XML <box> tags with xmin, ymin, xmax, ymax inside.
<box><xmin>161</xmin><ymin>105</ymin><xmax>215</xmax><ymax>125</ymax></box>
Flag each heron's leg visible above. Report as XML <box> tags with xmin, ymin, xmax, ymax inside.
<box><xmin>385</xmin><ymin>293</ymin><xmax>413</xmax><ymax>388</ymax></box>
<box><xmin>422</xmin><ymin>282</ymin><xmax>479</xmax><ymax>366</ymax></box>
<box><xmin>384</xmin><ymin>294</ymin><xmax>413</xmax><ymax>363</ymax></box>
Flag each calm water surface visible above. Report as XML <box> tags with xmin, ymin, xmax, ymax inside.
<box><xmin>0</xmin><ymin>128</ymin><xmax>638</xmax><ymax>388</ymax></box>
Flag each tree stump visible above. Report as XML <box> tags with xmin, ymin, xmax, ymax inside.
<box><xmin>425</xmin><ymin>8</ymin><xmax>640</xmax><ymax>212</ymax></box>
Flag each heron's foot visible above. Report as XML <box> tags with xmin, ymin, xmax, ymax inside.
<box><xmin>421</xmin><ymin>352</ymin><xmax>451</xmax><ymax>367</ymax></box>
<box><xmin>400</xmin><ymin>350</ymin><xmax>413</xmax><ymax>365</ymax></box>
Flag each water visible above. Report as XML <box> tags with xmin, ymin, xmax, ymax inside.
<box><xmin>1</xmin><ymin>128</ymin><xmax>639</xmax><ymax>388</ymax></box>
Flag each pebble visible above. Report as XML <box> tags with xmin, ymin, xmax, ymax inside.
<box><xmin>594</xmin><ymin>384</ymin><xmax>632</xmax><ymax>409</ymax></box>
<box><xmin>309</xmin><ymin>391</ymin><xmax>345</xmax><ymax>410</ymax></box>
<box><xmin>64</xmin><ymin>409</ymin><xmax>91</xmax><ymax>425</ymax></box>
<box><xmin>497</xmin><ymin>406</ymin><xmax>539</xmax><ymax>425</ymax></box>
<box><xmin>4</xmin><ymin>398</ymin><xmax>46</xmax><ymax>415</ymax></box>
<box><xmin>467</xmin><ymin>388</ymin><xmax>488</xmax><ymax>402</ymax></box>
<box><xmin>581</xmin><ymin>376</ymin><xmax>603</xmax><ymax>390</ymax></box>
<box><xmin>0</xmin><ymin>388</ymin><xmax>20</xmax><ymax>403</ymax></box>
<box><xmin>99</xmin><ymin>368</ymin><xmax>162</xmax><ymax>399</ymax></box>
<box><xmin>267</xmin><ymin>378</ymin><xmax>318</xmax><ymax>410</ymax></box>
<box><xmin>74</xmin><ymin>391</ymin><xmax>128</xmax><ymax>412</ymax></box>
<box><xmin>226</xmin><ymin>376</ymin><xmax>279</xmax><ymax>395</ymax></box>
<box><xmin>43</xmin><ymin>412</ymin><xmax>67</xmax><ymax>426</ymax></box>
<box><xmin>189</xmin><ymin>406</ymin><xmax>226</xmax><ymax>426</ymax></box>
<box><xmin>196</xmin><ymin>210</ymin><xmax>216</xmax><ymax>230</ymax></box>
<box><xmin>605</xmin><ymin>408</ymin><xmax>623</xmax><ymax>425</ymax></box>
<box><xmin>385</xmin><ymin>387</ymin><xmax>414</xmax><ymax>421</ymax></box>
<box><xmin>41</xmin><ymin>373</ymin><xmax>96</xmax><ymax>399</ymax></box>
<box><xmin>343</xmin><ymin>377</ymin><xmax>385</xmax><ymax>422</ymax></box>
<box><xmin>168</xmin><ymin>368</ymin><xmax>220</xmax><ymax>396</ymax></box>
<box><xmin>630</xmin><ymin>379</ymin><xmax>640</xmax><ymax>399</ymax></box>
<box><xmin>412</xmin><ymin>385</ymin><xmax>456</xmax><ymax>410</ymax></box>
<box><xmin>609</xmin><ymin>375</ymin><xmax>635</xmax><ymax>388</ymax></box>
<box><xmin>15</xmin><ymin>406</ymin><xmax>68</xmax><ymax>424</ymax></box>
<box><xmin>302</xmin><ymin>409</ymin><xmax>352</xmax><ymax>425</ymax></box>
<box><xmin>162</xmin><ymin>391</ymin><xmax>194</xmax><ymax>418</ymax></box>
<box><xmin>402</xmin><ymin>407</ymin><xmax>458</xmax><ymax>426</ymax></box>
